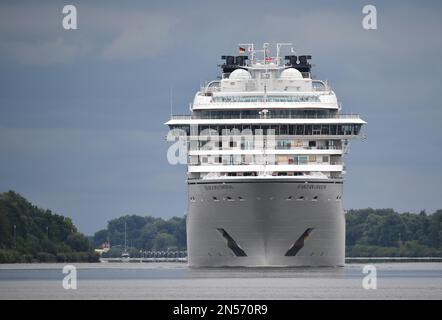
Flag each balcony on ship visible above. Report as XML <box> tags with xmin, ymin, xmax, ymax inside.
<box><xmin>169</xmin><ymin>112</ymin><xmax>361</xmax><ymax>120</ymax></box>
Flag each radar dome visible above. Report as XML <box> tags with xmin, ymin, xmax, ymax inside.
<box><xmin>280</xmin><ymin>68</ymin><xmax>303</xmax><ymax>80</ymax></box>
<box><xmin>229</xmin><ymin>69</ymin><xmax>252</xmax><ymax>80</ymax></box>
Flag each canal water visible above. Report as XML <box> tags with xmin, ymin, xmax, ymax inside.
<box><xmin>0</xmin><ymin>262</ymin><xmax>441</xmax><ymax>299</ymax></box>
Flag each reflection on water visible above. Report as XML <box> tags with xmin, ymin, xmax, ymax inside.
<box><xmin>0</xmin><ymin>263</ymin><xmax>441</xmax><ymax>299</ymax></box>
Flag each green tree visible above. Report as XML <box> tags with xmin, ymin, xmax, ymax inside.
<box><xmin>0</xmin><ymin>190</ymin><xmax>98</xmax><ymax>263</ymax></box>
<box><xmin>153</xmin><ymin>233</ymin><xmax>177</xmax><ymax>251</ymax></box>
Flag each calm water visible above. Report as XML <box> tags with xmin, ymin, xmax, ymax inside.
<box><xmin>0</xmin><ymin>262</ymin><xmax>441</xmax><ymax>299</ymax></box>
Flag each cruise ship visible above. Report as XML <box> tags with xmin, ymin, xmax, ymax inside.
<box><xmin>166</xmin><ymin>43</ymin><xmax>366</xmax><ymax>267</ymax></box>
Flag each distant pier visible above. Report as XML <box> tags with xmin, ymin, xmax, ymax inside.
<box><xmin>99</xmin><ymin>250</ymin><xmax>188</xmax><ymax>263</ymax></box>
<box><xmin>99</xmin><ymin>256</ymin><xmax>442</xmax><ymax>263</ymax></box>
<box><xmin>345</xmin><ymin>257</ymin><xmax>442</xmax><ymax>263</ymax></box>
<box><xmin>100</xmin><ymin>257</ymin><xmax>187</xmax><ymax>263</ymax></box>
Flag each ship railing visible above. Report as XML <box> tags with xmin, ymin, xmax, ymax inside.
<box><xmin>202</xmin><ymin>86</ymin><xmax>221</xmax><ymax>93</ymax></box>
<box><xmin>311</xmin><ymin>80</ymin><xmax>331</xmax><ymax>92</ymax></box>
<box><xmin>187</xmin><ymin>161</ymin><xmax>343</xmax><ymax>166</ymax></box>
<box><xmin>170</xmin><ymin>114</ymin><xmax>360</xmax><ymax>120</ymax></box>
<box><xmin>185</xmin><ymin>134</ymin><xmax>363</xmax><ymax>141</ymax></box>
<box><xmin>274</xmin><ymin>145</ymin><xmax>342</xmax><ymax>150</ymax></box>
<box><xmin>189</xmin><ymin>147</ymin><xmax>343</xmax><ymax>152</ymax></box>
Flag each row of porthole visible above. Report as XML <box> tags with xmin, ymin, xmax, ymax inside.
<box><xmin>207</xmin><ymin>252</ymin><xmax>326</xmax><ymax>257</ymax></box>
<box><xmin>190</xmin><ymin>195</ymin><xmax>342</xmax><ymax>202</ymax></box>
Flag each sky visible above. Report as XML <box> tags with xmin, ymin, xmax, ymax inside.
<box><xmin>0</xmin><ymin>0</ymin><xmax>442</xmax><ymax>235</ymax></box>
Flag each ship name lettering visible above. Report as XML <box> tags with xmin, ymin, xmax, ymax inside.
<box><xmin>204</xmin><ymin>185</ymin><xmax>234</xmax><ymax>191</ymax></box>
<box><xmin>297</xmin><ymin>185</ymin><xmax>326</xmax><ymax>190</ymax></box>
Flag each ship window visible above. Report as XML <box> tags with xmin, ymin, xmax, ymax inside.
<box><xmin>322</xmin><ymin>156</ymin><xmax>329</xmax><ymax>163</ymax></box>
<box><xmin>298</xmin><ymin>156</ymin><xmax>308</xmax><ymax>165</ymax></box>
<box><xmin>312</xmin><ymin>125</ymin><xmax>321</xmax><ymax>135</ymax></box>
<box><xmin>309</xmin><ymin>155</ymin><xmax>317</xmax><ymax>162</ymax></box>
<box><xmin>213</xmin><ymin>197</ymin><xmax>219</xmax><ymax>201</ymax></box>
<box><xmin>286</xmin><ymin>196</ymin><xmax>292</xmax><ymax>200</ymax></box>
<box><xmin>337</xmin><ymin>125</ymin><xmax>344</xmax><ymax>135</ymax></box>
<box><xmin>313</xmin><ymin>196</ymin><xmax>318</xmax><ymax>201</ymax></box>
<box><xmin>238</xmin><ymin>196</ymin><xmax>244</xmax><ymax>201</ymax></box>
<box><xmin>343</xmin><ymin>125</ymin><xmax>353</xmax><ymax>135</ymax></box>
<box><xmin>226</xmin><ymin>196</ymin><xmax>234</xmax><ymax>201</ymax></box>
<box><xmin>308</xmin><ymin>141</ymin><xmax>316</xmax><ymax>147</ymax></box>
<box><xmin>296</xmin><ymin>125</ymin><xmax>304</xmax><ymax>135</ymax></box>
<box><xmin>297</xmin><ymin>196</ymin><xmax>304</xmax><ymax>201</ymax></box>
<box><xmin>321</xmin><ymin>125</ymin><xmax>330</xmax><ymax>135</ymax></box>
<box><xmin>289</xmin><ymin>125</ymin><xmax>296</xmax><ymax>135</ymax></box>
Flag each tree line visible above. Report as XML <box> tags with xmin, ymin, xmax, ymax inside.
<box><xmin>94</xmin><ymin>208</ymin><xmax>442</xmax><ymax>258</ymax></box>
<box><xmin>346</xmin><ymin>208</ymin><xmax>442</xmax><ymax>257</ymax></box>
<box><xmin>0</xmin><ymin>191</ymin><xmax>98</xmax><ymax>263</ymax></box>
<box><xmin>93</xmin><ymin>215</ymin><xmax>186</xmax><ymax>258</ymax></box>
<box><xmin>1</xmin><ymin>190</ymin><xmax>441</xmax><ymax>263</ymax></box>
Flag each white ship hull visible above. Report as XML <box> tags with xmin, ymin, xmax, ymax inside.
<box><xmin>187</xmin><ymin>178</ymin><xmax>345</xmax><ymax>267</ymax></box>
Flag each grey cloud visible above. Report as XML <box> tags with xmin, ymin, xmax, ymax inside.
<box><xmin>0</xmin><ymin>37</ymin><xmax>91</xmax><ymax>66</ymax></box>
<box><xmin>0</xmin><ymin>3</ymin><xmax>181</xmax><ymax>65</ymax></box>
<box><xmin>3</xmin><ymin>2</ymin><xmax>441</xmax><ymax>66</ymax></box>
<box><xmin>99</xmin><ymin>14</ymin><xmax>178</xmax><ymax>61</ymax></box>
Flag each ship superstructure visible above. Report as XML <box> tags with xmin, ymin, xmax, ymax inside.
<box><xmin>166</xmin><ymin>43</ymin><xmax>365</xmax><ymax>266</ymax></box>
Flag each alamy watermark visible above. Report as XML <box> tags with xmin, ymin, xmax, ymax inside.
<box><xmin>62</xmin><ymin>5</ymin><xmax>78</xmax><ymax>30</ymax></box>
<box><xmin>166</xmin><ymin>126</ymin><xmax>277</xmax><ymax>166</ymax></box>
<box><xmin>362</xmin><ymin>5</ymin><xmax>377</xmax><ymax>30</ymax></box>
<box><xmin>362</xmin><ymin>264</ymin><xmax>377</xmax><ymax>290</ymax></box>
<box><xmin>62</xmin><ymin>265</ymin><xmax>77</xmax><ymax>290</ymax></box>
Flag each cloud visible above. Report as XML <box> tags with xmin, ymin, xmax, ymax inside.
<box><xmin>0</xmin><ymin>37</ymin><xmax>91</xmax><ymax>66</ymax></box>
<box><xmin>0</xmin><ymin>2</ymin><xmax>180</xmax><ymax>65</ymax></box>
<box><xmin>2</xmin><ymin>1</ymin><xmax>442</xmax><ymax>67</ymax></box>
<box><xmin>99</xmin><ymin>13</ymin><xmax>178</xmax><ymax>61</ymax></box>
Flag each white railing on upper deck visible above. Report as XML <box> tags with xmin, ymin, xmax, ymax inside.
<box><xmin>169</xmin><ymin>114</ymin><xmax>361</xmax><ymax>120</ymax></box>
<box><xmin>311</xmin><ymin>80</ymin><xmax>330</xmax><ymax>92</ymax></box>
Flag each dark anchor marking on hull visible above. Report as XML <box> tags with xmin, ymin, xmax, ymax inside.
<box><xmin>285</xmin><ymin>227</ymin><xmax>314</xmax><ymax>256</ymax></box>
<box><xmin>216</xmin><ymin>228</ymin><xmax>247</xmax><ymax>257</ymax></box>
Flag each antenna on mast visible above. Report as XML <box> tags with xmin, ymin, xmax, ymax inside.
<box><xmin>238</xmin><ymin>43</ymin><xmax>254</xmax><ymax>64</ymax></box>
<box><xmin>276</xmin><ymin>43</ymin><xmax>292</xmax><ymax>65</ymax></box>
<box><xmin>263</xmin><ymin>43</ymin><xmax>269</xmax><ymax>64</ymax></box>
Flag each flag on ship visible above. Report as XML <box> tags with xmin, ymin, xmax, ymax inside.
<box><xmin>239</xmin><ymin>47</ymin><xmax>246</xmax><ymax>54</ymax></box>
